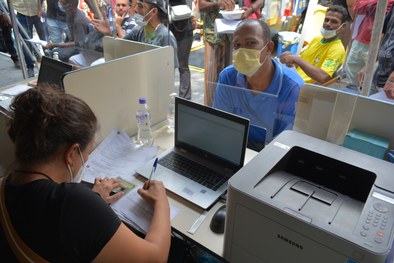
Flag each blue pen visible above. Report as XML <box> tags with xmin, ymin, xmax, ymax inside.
<box><xmin>147</xmin><ymin>157</ymin><xmax>159</xmax><ymax>187</ymax></box>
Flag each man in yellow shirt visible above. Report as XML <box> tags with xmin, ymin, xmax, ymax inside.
<box><xmin>280</xmin><ymin>5</ymin><xmax>349</xmax><ymax>84</ymax></box>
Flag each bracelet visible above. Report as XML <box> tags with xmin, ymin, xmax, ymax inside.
<box><xmin>250</xmin><ymin>6</ymin><xmax>255</xmax><ymax>13</ymax></box>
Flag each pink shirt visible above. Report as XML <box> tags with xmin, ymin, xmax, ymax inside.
<box><xmin>355</xmin><ymin>0</ymin><xmax>394</xmax><ymax>44</ymax></box>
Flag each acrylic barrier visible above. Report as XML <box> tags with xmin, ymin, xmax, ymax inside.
<box><xmin>63</xmin><ymin>43</ymin><xmax>176</xmax><ymax>144</ymax></box>
<box><xmin>208</xmin><ymin>81</ymin><xmax>298</xmax><ymax>151</ymax></box>
<box><xmin>294</xmin><ymin>84</ymin><xmax>394</xmax><ymax>161</ymax></box>
<box><xmin>208</xmin><ymin>82</ymin><xmax>394</xmax><ymax>160</ymax></box>
<box><xmin>102</xmin><ymin>36</ymin><xmax>159</xmax><ymax>62</ymax></box>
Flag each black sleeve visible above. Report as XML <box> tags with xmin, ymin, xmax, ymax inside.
<box><xmin>62</xmin><ymin>184</ymin><xmax>122</xmax><ymax>262</ymax></box>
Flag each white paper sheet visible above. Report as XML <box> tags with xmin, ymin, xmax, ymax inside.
<box><xmin>1</xmin><ymin>84</ymin><xmax>32</xmax><ymax>96</ymax></box>
<box><xmin>82</xmin><ymin>130</ymin><xmax>179</xmax><ymax>232</ymax></box>
<box><xmin>111</xmin><ymin>181</ymin><xmax>180</xmax><ymax>234</ymax></box>
<box><xmin>83</xmin><ymin>130</ymin><xmax>159</xmax><ymax>183</ymax></box>
<box><xmin>26</xmin><ymin>38</ymin><xmax>48</xmax><ymax>46</ymax></box>
<box><xmin>0</xmin><ymin>85</ymin><xmax>33</xmax><ymax>112</ymax></box>
<box><xmin>369</xmin><ymin>91</ymin><xmax>394</xmax><ymax>104</ymax></box>
<box><xmin>214</xmin><ymin>18</ymin><xmax>241</xmax><ymax>34</ymax></box>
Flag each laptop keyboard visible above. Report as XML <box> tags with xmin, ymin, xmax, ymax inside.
<box><xmin>158</xmin><ymin>152</ymin><xmax>227</xmax><ymax>191</ymax></box>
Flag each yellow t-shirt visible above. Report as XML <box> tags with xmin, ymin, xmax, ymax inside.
<box><xmin>296</xmin><ymin>35</ymin><xmax>346</xmax><ymax>83</ymax></box>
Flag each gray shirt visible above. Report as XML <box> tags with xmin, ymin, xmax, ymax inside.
<box><xmin>124</xmin><ymin>23</ymin><xmax>179</xmax><ymax>68</ymax></box>
<box><xmin>67</xmin><ymin>9</ymin><xmax>91</xmax><ymax>43</ymax></box>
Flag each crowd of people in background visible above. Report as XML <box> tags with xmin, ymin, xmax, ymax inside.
<box><xmin>1</xmin><ymin>0</ymin><xmax>394</xmax><ymax>99</ymax></box>
<box><xmin>1</xmin><ymin>0</ymin><xmax>394</xmax><ymax>141</ymax></box>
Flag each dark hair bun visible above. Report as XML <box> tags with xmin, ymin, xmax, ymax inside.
<box><xmin>8</xmin><ymin>84</ymin><xmax>97</xmax><ymax>163</ymax></box>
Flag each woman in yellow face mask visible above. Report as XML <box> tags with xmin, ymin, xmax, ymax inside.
<box><xmin>213</xmin><ymin>19</ymin><xmax>304</xmax><ymax>143</ymax></box>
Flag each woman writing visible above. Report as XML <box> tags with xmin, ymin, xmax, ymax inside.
<box><xmin>0</xmin><ymin>84</ymin><xmax>171</xmax><ymax>262</ymax></box>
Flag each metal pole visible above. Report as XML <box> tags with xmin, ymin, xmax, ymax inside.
<box><xmin>361</xmin><ymin>0</ymin><xmax>388</xmax><ymax>96</ymax></box>
<box><xmin>14</xmin><ymin>17</ymin><xmax>42</xmax><ymax>62</ymax></box>
<box><xmin>5</xmin><ymin>0</ymin><xmax>28</xmax><ymax>78</ymax></box>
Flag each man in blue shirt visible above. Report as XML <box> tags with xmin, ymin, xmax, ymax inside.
<box><xmin>213</xmin><ymin>19</ymin><xmax>304</xmax><ymax>144</ymax></box>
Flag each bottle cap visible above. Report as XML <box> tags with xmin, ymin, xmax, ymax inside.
<box><xmin>139</xmin><ymin>97</ymin><xmax>147</xmax><ymax>104</ymax></box>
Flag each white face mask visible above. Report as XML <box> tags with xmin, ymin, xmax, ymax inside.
<box><xmin>134</xmin><ymin>8</ymin><xmax>154</xmax><ymax>27</ymax></box>
<box><xmin>67</xmin><ymin>147</ymin><xmax>86</xmax><ymax>183</ymax></box>
<box><xmin>58</xmin><ymin>2</ymin><xmax>66</xmax><ymax>12</ymax></box>
<box><xmin>320</xmin><ymin>24</ymin><xmax>343</xmax><ymax>39</ymax></box>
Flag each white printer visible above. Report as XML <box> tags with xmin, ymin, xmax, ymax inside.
<box><xmin>224</xmin><ymin>130</ymin><xmax>394</xmax><ymax>263</ymax></box>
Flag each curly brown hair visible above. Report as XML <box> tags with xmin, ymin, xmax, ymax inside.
<box><xmin>7</xmin><ymin>83</ymin><xmax>98</xmax><ymax>164</ymax></box>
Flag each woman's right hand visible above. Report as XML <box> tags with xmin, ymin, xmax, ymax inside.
<box><xmin>137</xmin><ymin>180</ymin><xmax>168</xmax><ymax>206</ymax></box>
<box><xmin>92</xmin><ymin>12</ymin><xmax>112</xmax><ymax>36</ymax></box>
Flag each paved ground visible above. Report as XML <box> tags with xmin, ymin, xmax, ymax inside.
<box><xmin>0</xmin><ymin>39</ymin><xmax>206</xmax><ymax>104</ymax></box>
<box><xmin>0</xmin><ymin>51</ymin><xmax>31</xmax><ymax>88</ymax></box>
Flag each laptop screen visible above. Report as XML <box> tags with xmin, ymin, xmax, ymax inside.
<box><xmin>37</xmin><ymin>56</ymin><xmax>73</xmax><ymax>89</ymax></box>
<box><xmin>175</xmin><ymin>97</ymin><xmax>249</xmax><ymax>169</ymax></box>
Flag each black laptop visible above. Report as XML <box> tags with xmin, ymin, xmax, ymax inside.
<box><xmin>136</xmin><ymin>97</ymin><xmax>250</xmax><ymax>209</ymax></box>
<box><xmin>37</xmin><ymin>56</ymin><xmax>73</xmax><ymax>89</ymax></box>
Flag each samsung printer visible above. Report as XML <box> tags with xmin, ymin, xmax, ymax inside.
<box><xmin>224</xmin><ymin>130</ymin><xmax>394</xmax><ymax>263</ymax></box>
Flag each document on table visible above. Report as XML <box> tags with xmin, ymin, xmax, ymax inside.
<box><xmin>83</xmin><ymin>129</ymin><xmax>159</xmax><ymax>183</ymax></box>
<box><xmin>0</xmin><ymin>84</ymin><xmax>33</xmax><ymax>112</ymax></box>
<box><xmin>369</xmin><ymin>90</ymin><xmax>394</xmax><ymax>104</ymax></box>
<box><xmin>0</xmin><ymin>84</ymin><xmax>32</xmax><ymax>96</ymax></box>
<box><xmin>82</xmin><ymin>130</ymin><xmax>179</xmax><ymax>232</ymax></box>
<box><xmin>111</xmin><ymin>181</ymin><xmax>180</xmax><ymax>233</ymax></box>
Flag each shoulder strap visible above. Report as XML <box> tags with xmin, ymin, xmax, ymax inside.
<box><xmin>0</xmin><ymin>176</ymin><xmax>49</xmax><ymax>263</ymax></box>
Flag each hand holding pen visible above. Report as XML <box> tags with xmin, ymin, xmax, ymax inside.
<box><xmin>138</xmin><ymin>180</ymin><xmax>168</xmax><ymax>206</ymax></box>
<box><xmin>138</xmin><ymin>158</ymin><xmax>168</xmax><ymax>205</ymax></box>
<box><xmin>144</xmin><ymin>157</ymin><xmax>158</xmax><ymax>189</ymax></box>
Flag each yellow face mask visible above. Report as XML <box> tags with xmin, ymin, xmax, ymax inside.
<box><xmin>232</xmin><ymin>43</ymin><xmax>269</xmax><ymax>76</ymax></box>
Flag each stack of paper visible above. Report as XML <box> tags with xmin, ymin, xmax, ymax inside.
<box><xmin>111</xmin><ymin>182</ymin><xmax>155</xmax><ymax>233</ymax></box>
<box><xmin>111</xmin><ymin>182</ymin><xmax>180</xmax><ymax>233</ymax></box>
<box><xmin>83</xmin><ymin>130</ymin><xmax>159</xmax><ymax>183</ymax></box>
<box><xmin>82</xmin><ymin>130</ymin><xmax>180</xmax><ymax>233</ymax></box>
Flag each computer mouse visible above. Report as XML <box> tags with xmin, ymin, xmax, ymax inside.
<box><xmin>210</xmin><ymin>205</ymin><xmax>226</xmax><ymax>234</ymax></box>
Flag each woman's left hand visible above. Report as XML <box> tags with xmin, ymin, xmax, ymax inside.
<box><xmin>92</xmin><ymin>177</ymin><xmax>125</xmax><ymax>204</ymax></box>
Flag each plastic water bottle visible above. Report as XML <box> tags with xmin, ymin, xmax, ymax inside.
<box><xmin>53</xmin><ymin>52</ymin><xmax>60</xmax><ymax>61</ymax></box>
<box><xmin>136</xmin><ymin>97</ymin><xmax>154</xmax><ymax>145</ymax></box>
<box><xmin>167</xmin><ymin>93</ymin><xmax>177</xmax><ymax>130</ymax></box>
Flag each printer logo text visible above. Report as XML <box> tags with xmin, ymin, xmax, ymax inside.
<box><xmin>277</xmin><ymin>234</ymin><xmax>304</xmax><ymax>250</ymax></box>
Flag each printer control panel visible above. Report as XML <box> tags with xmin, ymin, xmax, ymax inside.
<box><xmin>355</xmin><ymin>191</ymin><xmax>394</xmax><ymax>249</ymax></box>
